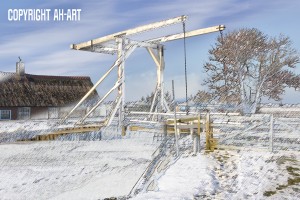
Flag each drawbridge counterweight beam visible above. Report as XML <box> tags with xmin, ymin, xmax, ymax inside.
<box><xmin>148</xmin><ymin>25</ymin><xmax>225</xmax><ymax>43</ymax></box>
<box><xmin>71</xmin><ymin>15</ymin><xmax>187</xmax><ymax>51</ymax></box>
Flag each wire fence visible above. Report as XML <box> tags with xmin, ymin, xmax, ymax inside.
<box><xmin>120</xmin><ymin>100</ymin><xmax>300</xmax><ymax>152</ymax></box>
<box><xmin>1</xmin><ymin>96</ymin><xmax>300</xmax><ymax>153</ymax></box>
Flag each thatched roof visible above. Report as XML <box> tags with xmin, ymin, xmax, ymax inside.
<box><xmin>0</xmin><ymin>72</ymin><xmax>97</xmax><ymax>107</ymax></box>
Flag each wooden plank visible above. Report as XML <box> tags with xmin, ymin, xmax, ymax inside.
<box><xmin>72</xmin><ymin>15</ymin><xmax>187</xmax><ymax>50</ymax></box>
<box><xmin>166</xmin><ymin>119</ymin><xmax>205</xmax><ymax>125</ymax></box>
<box><xmin>176</xmin><ymin>124</ymin><xmax>199</xmax><ymax>129</ymax></box>
<box><xmin>149</xmin><ymin>25</ymin><xmax>225</xmax><ymax>43</ymax></box>
<box><xmin>177</xmin><ymin>117</ymin><xmax>198</xmax><ymax>122</ymax></box>
<box><xmin>31</xmin><ymin>125</ymin><xmax>102</xmax><ymax>141</ymax></box>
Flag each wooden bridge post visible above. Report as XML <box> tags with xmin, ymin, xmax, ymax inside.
<box><xmin>205</xmin><ymin>113</ymin><xmax>213</xmax><ymax>150</ymax></box>
<box><xmin>122</xmin><ymin>125</ymin><xmax>127</xmax><ymax>136</ymax></box>
<box><xmin>269</xmin><ymin>114</ymin><xmax>274</xmax><ymax>152</ymax></box>
<box><xmin>193</xmin><ymin>115</ymin><xmax>201</xmax><ymax>154</ymax></box>
<box><xmin>190</xmin><ymin>121</ymin><xmax>193</xmax><ymax>140</ymax></box>
<box><xmin>197</xmin><ymin>114</ymin><xmax>201</xmax><ymax>152</ymax></box>
<box><xmin>163</xmin><ymin>122</ymin><xmax>167</xmax><ymax>139</ymax></box>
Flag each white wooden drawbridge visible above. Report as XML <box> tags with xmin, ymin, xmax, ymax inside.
<box><xmin>61</xmin><ymin>15</ymin><xmax>225</xmax><ymax>130</ymax></box>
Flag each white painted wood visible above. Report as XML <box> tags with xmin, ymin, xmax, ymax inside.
<box><xmin>61</xmin><ymin>44</ymin><xmax>137</xmax><ymax>123</ymax></box>
<box><xmin>71</xmin><ymin>15</ymin><xmax>187</xmax><ymax>50</ymax></box>
<box><xmin>148</xmin><ymin>25</ymin><xmax>225</xmax><ymax>43</ymax></box>
<box><xmin>76</xmin><ymin>81</ymin><xmax>121</xmax><ymax>124</ymax></box>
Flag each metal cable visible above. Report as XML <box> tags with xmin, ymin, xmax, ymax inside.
<box><xmin>183</xmin><ymin>21</ymin><xmax>189</xmax><ymax>115</ymax></box>
<box><xmin>219</xmin><ymin>27</ymin><xmax>228</xmax><ymax>102</ymax></box>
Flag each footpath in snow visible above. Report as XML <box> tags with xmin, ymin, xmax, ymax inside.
<box><xmin>133</xmin><ymin>149</ymin><xmax>300</xmax><ymax>199</ymax></box>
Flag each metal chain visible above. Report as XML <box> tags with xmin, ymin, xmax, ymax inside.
<box><xmin>219</xmin><ymin>25</ymin><xmax>228</xmax><ymax>102</ymax></box>
<box><xmin>183</xmin><ymin>21</ymin><xmax>189</xmax><ymax>115</ymax></box>
<box><xmin>219</xmin><ymin>25</ymin><xmax>224</xmax><ymax>44</ymax></box>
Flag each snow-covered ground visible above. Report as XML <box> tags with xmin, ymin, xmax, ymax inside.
<box><xmin>0</xmin><ymin>118</ymin><xmax>105</xmax><ymax>142</ymax></box>
<box><xmin>0</xmin><ymin>118</ymin><xmax>299</xmax><ymax>199</ymax></box>
<box><xmin>0</xmin><ymin>134</ymin><xmax>159</xmax><ymax>200</ymax></box>
<box><xmin>133</xmin><ymin>149</ymin><xmax>300</xmax><ymax>199</ymax></box>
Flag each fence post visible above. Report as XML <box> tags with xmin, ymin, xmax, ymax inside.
<box><xmin>163</xmin><ymin>122</ymin><xmax>167</xmax><ymax>139</ymax></box>
<box><xmin>190</xmin><ymin>121</ymin><xmax>193</xmax><ymax>140</ymax></box>
<box><xmin>197</xmin><ymin>114</ymin><xmax>201</xmax><ymax>152</ymax></box>
<box><xmin>269</xmin><ymin>114</ymin><xmax>274</xmax><ymax>152</ymax></box>
<box><xmin>172</xmin><ymin>80</ymin><xmax>179</xmax><ymax>157</ymax></box>
<box><xmin>205</xmin><ymin>113</ymin><xmax>210</xmax><ymax>150</ymax></box>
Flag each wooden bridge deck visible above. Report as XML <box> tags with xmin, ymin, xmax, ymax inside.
<box><xmin>20</xmin><ymin>125</ymin><xmax>102</xmax><ymax>141</ymax></box>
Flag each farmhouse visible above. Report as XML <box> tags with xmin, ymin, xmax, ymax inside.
<box><xmin>0</xmin><ymin>60</ymin><xmax>98</xmax><ymax>120</ymax></box>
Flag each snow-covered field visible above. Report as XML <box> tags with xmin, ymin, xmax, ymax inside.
<box><xmin>0</xmin><ymin>134</ymin><xmax>159</xmax><ymax>199</ymax></box>
<box><xmin>0</xmin><ymin>118</ymin><xmax>299</xmax><ymax>199</ymax></box>
<box><xmin>133</xmin><ymin>150</ymin><xmax>300</xmax><ymax>199</ymax></box>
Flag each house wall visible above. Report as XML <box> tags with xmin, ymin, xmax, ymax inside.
<box><xmin>31</xmin><ymin>107</ymin><xmax>49</xmax><ymax>119</ymax></box>
<box><xmin>0</xmin><ymin>106</ymin><xmax>109</xmax><ymax>120</ymax></box>
<box><xmin>59</xmin><ymin>107</ymin><xmax>87</xmax><ymax>118</ymax></box>
<box><xmin>87</xmin><ymin>104</ymin><xmax>110</xmax><ymax>117</ymax></box>
<box><xmin>0</xmin><ymin>107</ymin><xmax>18</xmax><ymax>120</ymax></box>
<box><xmin>48</xmin><ymin>107</ymin><xmax>59</xmax><ymax>119</ymax></box>
<box><xmin>0</xmin><ymin>107</ymin><xmax>48</xmax><ymax>120</ymax></box>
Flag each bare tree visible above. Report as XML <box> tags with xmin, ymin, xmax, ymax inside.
<box><xmin>140</xmin><ymin>91</ymin><xmax>172</xmax><ymax>105</ymax></box>
<box><xmin>203</xmin><ymin>28</ymin><xmax>300</xmax><ymax>114</ymax></box>
<box><xmin>193</xmin><ymin>90</ymin><xmax>213</xmax><ymax>103</ymax></box>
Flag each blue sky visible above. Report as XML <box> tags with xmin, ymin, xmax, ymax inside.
<box><xmin>1</xmin><ymin>0</ymin><xmax>300</xmax><ymax>103</ymax></box>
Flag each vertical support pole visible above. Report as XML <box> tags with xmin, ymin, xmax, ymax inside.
<box><xmin>269</xmin><ymin>114</ymin><xmax>274</xmax><ymax>152</ymax></box>
<box><xmin>190</xmin><ymin>121</ymin><xmax>193</xmax><ymax>140</ymax></box>
<box><xmin>122</xmin><ymin>125</ymin><xmax>127</xmax><ymax>136</ymax></box>
<box><xmin>191</xmin><ymin>119</ymin><xmax>196</xmax><ymax>154</ymax></box>
<box><xmin>147</xmin><ymin>45</ymin><xmax>169</xmax><ymax>115</ymax></box>
<box><xmin>163</xmin><ymin>122</ymin><xmax>167</xmax><ymax>139</ymax></box>
<box><xmin>159</xmin><ymin>46</ymin><xmax>165</xmax><ymax>112</ymax></box>
<box><xmin>155</xmin><ymin>46</ymin><xmax>162</xmax><ymax>113</ymax></box>
<box><xmin>197</xmin><ymin>114</ymin><xmax>201</xmax><ymax>152</ymax></box>
<box><xmin>177</xmin><ymin>124</ymin><xmax>181</xmax><ymax>139</ymax></box>
<box><xmin>193</xmin><ymin>134</ymin><xmax>197</xmax><ymax>154</ymax></box>
<box><xmin>116</xmin><ymin>37</ymin><xmax>125</xmax><ymax>131</ymax></box>
<box><xmin>156</xmin><ymin>48</ymin><xmax>161</xmax><ymax>113</ymax></box>
<box><xmin>205</xmin><ymin>112</ymin><xmax>211</xmax><ymax>150</ymax></box>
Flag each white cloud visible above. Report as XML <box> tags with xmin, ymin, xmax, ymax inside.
<box><xmin>1</xmin><ymin>0</ymin><xmax>300</xmax><ymax>103</ymax></box>
<box><xmin>165</xmin><ymin>73</ymin><xmax>203</xmax><ymax>99</ymax></box>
